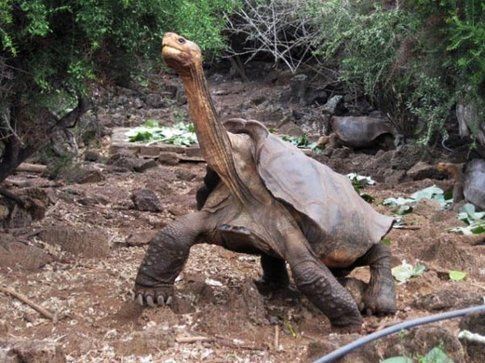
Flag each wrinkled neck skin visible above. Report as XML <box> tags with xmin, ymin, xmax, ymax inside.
<box><xmin>180</xmin><ymin>62</ymin><xmax>252</xmax><ymax>205</ymax></box>
<box><xmin>446</xmin><ymin>164</ymin><xmax>464</xmax><ymax>184</ymax></box>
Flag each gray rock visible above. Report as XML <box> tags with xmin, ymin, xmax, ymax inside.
<box><xmin>145</xmin><ymin>94</ymin><xmax>167</xmax><ymax>109</ymax></box>
<box><xmin>407</xmin><ymin>161</ymin><xmax>443</xmax><ymax>180</ymax></box>
<box><xmin>39</xmin><ymin>225</ymin><xmax>110</xmax><ymax>258</ymax></box>
<box><xmin>322</xmin><ymin>95</ymin><xmax>343</xmax><ymax>114</ymax></box>
<box><xmin>131</xmin><ymin>189</ymin><xmax>162</xmax><ymax>212</ymax></box>
<box><xmin>133</xmin><ymin>159</ymin><xmax>158</xmax><ymax>173</ymax></box>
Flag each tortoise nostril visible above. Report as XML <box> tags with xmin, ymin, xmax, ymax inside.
<box><xmin>178</xmin><ymin>37</ymin><xmax>186</xmax><ymax>44</ymax></box>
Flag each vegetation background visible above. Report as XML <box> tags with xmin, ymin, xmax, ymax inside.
<box><xmin>0</xmin><ymin>0</ymin><xmax>484</xmax><ymax>181</ymax></box>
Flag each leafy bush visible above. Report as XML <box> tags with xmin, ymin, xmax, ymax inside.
<box><xmin>225</xmin><ymin>0</ymin><xmax>484</xmax><ymax>145</ymax></box>
<box><xmin>0</xmin><ymin>0</ymin><xmax>238</xmax><ymax>182</ymax></box>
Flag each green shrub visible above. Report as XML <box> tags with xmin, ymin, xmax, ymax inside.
<box><xmin>0</xmin><ymin>0</ymin><xmax>238</xmax><ymax>182</ymax></box>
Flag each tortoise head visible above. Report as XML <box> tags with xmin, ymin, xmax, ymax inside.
<box><xmin>162</xmin><ymin>32</ymin><xmax>202</xmax><ymax>75</ymax></box>
<box><xmin>436</xmin><ymin>162</ymin><xmax>451</xmax><ymax>173</ymax></box>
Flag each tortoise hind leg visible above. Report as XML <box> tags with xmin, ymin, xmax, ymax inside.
<box><xmin>134</xmin><ymin>211</ymin><xmax>212</xmax><ymax>306</ymax></box>
<box><xmin>352</xmin><ymin>243</ymin><xmax>396</xmax><ymax>315</ymax></box>
<box><xmin>284</xmin><ymin>229</ymin><xmax>363</xmax><ymax>330</ymax></box>
<box><xmin>255</xmin><ymin>254</ymin><xmax>289</xmax><ymax>290</ymax></box>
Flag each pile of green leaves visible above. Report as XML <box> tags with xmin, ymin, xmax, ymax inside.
<box><xmin>384</xmin><ymin>185</ymin><xmax>452</xmax><ymax>215</ymax></box>
<box><xmin>280</xmin><ymin>134</ymin><xmax>314</xmax><ymax>149</ymax></box>
<box><xmin>347</xmin><ymin>173</ymin><xmax>376</xmax><ymax>203</ymax></box>
<box><xmin>126</xmin><ymin>120</ymin><xmax>197</xmax><ymax>146</ymax></box>
<box><xmin>450</xmin><ymin>203</ymin><xmax>485</xmax><ymax>235</ymax></box>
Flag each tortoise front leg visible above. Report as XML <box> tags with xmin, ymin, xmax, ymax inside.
<box><xmin>351</xmin><ymin>243</ymin><xmax>396</xmax><ymax>316</ymax></box>
<box><xmin>134</xmin><ymin>212</ymin><xmax>209</xmax><ymax>306</ymax></box>
<box><xmin>284</xmin><ymin>232</ymin><xmax>363</xmax><ymax>330</ymax></box>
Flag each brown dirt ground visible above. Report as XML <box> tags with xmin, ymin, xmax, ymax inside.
<box><xmin>0</xmin><ymin>77</ymin><xmax>484</xmax><ymax>362</ymax></box>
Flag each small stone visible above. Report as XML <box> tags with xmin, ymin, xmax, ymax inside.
<box><xmin>133</xmin><ymin>159</ymin><xmax>158</xmax><ymax>173</ymax></box>
<box><xmin>84</xmin><ymin>150</ymin><xmax>101</xmax><ymax>162</ymax></box>
<box><xmin>131</xmin><ymin>189</ymin><xmax>162</xmax><ymax>212</ymax></box>
<box><xmin>145</xmin><ymin>94</ymin><xmax>167</xmax><ymax>108</ymax></box>
<box><xmin>158</xmin><ymin>152</ymin><xmax>180</xmax><ymax>165</ymax></box>
<box><xmin>62</xmin><ymin>166</ymin><xmax>105</xmax><ymax>184</ymax></box>
<box><xmin>407</xmin><ymin>161</ymin><xmax>443</xmax><ymax>180</ymax></box>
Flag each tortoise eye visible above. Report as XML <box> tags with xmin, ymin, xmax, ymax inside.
<box><xmin>178</xmin><ymin>37</ymin><xmax>186</xmax><ymax>44</ymax></box>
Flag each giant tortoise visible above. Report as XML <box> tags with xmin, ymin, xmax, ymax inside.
<box><xmin>438</xmin><ymin>159</ymin><xmax>485</xmax><ymax>210</ymax></box>
<box><xmin>133</xmin><ymin>33</ymin><xmax>396</xmax><ymax>331</ymax></box>
<box><xmin>317</xmin><ymin>115</ymin><xmax>396</xmax><ymax>150</ymax></box>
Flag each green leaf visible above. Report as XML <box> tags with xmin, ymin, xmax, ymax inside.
<box><xmin>392</xmin><ymin>260</ymin><xmax>426</xmax><ymax>283</ymax></box>
<box><xmin>381</xmin><ymin>237</ymin><xmax>392</xmax><ymax>246</ymax></box>
<box><xmin>381</xmin><ymin>357</ymin><xmax>413</xmax><ymax>363</ymax></box>
<box><xmin>360</xmin><ymin>193</ymin><xmax>375</xmax><ymax>203</ymax></box>
<box><xmin>422</xmin><ymin>346</ymin><xmax>453</xmax><ymax>363</ymax></box>
<box><xmin>449</xmin><ymin>270</ymin><xmax>467</xmax><ymax>281</ymax></box>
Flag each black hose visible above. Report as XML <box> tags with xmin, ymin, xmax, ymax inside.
<box><xmin>314</xmin><ymin>304</ymin><xmax>485</xmax><ymax>363</ymax></box>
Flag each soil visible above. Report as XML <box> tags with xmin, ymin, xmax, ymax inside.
<box><xmin>0</xmin><ymin>72</ymin><xmax>484</xmax><ymax>362</ymax></box>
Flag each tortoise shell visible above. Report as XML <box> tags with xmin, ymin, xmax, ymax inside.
<box><xmin>331</xmin><ymin>116</ymin><xmax>394</xmax><ymax>148</ymax></box>
<box><xmin>222</xmin><ymin>119</ymin><xmax>394</xmax><ymax>254</ymax></box>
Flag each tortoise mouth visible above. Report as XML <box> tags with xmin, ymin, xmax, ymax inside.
<box><xmin>162</xmin><ymin>45</ymin><xmax>182</xmax><ymax>59</ymax></box>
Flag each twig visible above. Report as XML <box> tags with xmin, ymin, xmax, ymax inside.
<box><xmin>176</xmin><ymin>334</ymin><xmax>264</xmax><ymax>351</ymax></box>
<box><xmin>274</xmin><ymin>325</ymin><xmax>279</xmax><ymax>351</ymax></box>
<box><xmin>0</xmin><ymin>285</ymin><xmax>57</xmax><ymax>322</ymax></box>
<box><xmin>393</xmin><ymin>225</ymin><xmax>421</xmax><ymax>230</ymax></box>
<box><xmin>15</xmin><ymin>163</ymin><xmax>47</xmax><ymax>173</ymax></box>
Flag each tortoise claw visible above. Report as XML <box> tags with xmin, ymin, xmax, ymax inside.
<box><xmin>146</xmin><ymin>295</ymin><xmax>156</xmax><ymax>307</ymax></box>
<box><xmin>137</xmin><ymin>294</ymin><xmax>144</xmax><ymax>306</ymax></box>
<box><xmin>133</xmin><ymin>284</ymin><xmax>174</xmax><ymax>307</ymax></box>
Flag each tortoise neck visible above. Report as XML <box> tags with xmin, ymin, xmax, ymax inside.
<box><xmin>179</xmin><ymin>62</ymin><xmax>252</xmax><ymax>204</ymax></box>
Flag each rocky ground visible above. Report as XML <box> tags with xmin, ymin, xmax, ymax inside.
<box><xmin>0</xmin><ymin>69</ymin><xmax>484</xmax><ymax>362</ymax></box>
